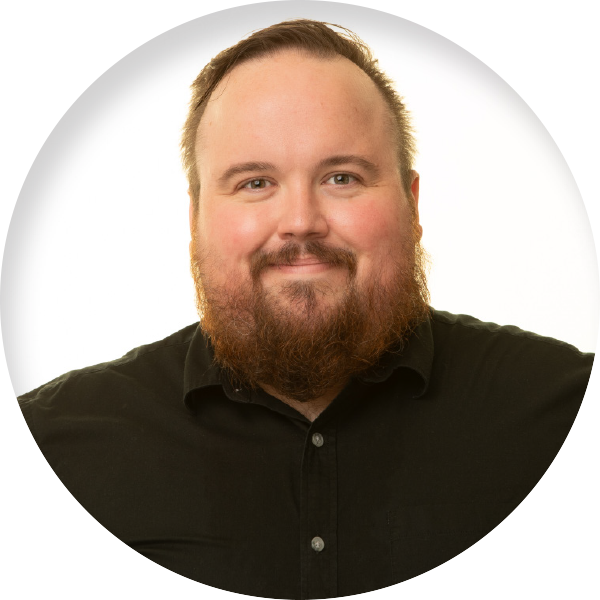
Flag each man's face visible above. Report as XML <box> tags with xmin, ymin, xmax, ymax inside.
<box><xmin>191</xmin><ymin>50</ymin><xmax>420</xmax><ymax>312</ymax></box>
<box><xmin>189</xmin><ymin>50</ymin><xmax>426</xmax><ymax>400</ymax></box>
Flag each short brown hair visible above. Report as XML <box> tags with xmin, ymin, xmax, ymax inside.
<box><xmin>181</xmin><ymin>19</ymin><xmax>416</xmax><ymax>206</ymax></box>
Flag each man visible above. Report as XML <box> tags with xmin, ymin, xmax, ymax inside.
<box><xmin>18</xmin><ymin>19</ymin><xmax>593</xmax><ymax>599</ymax></box>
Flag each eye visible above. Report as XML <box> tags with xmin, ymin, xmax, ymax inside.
<box><xmin>242</xmin><ymin>178</ymin><xmax>272</xmax><ymax>190</ymax></box>
<box><xmin>325</xmin><ymin>173</ymin><xmax>356</xmax><ymax>185</ymax></box>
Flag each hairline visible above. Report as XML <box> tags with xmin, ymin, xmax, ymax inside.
<box><xmin>192</xmin><ymin>49</ymin><xmax>403</xmax><ymax>210</ymax></box>
<box><xmin>182</xmin><ymin>24</ymin><xmax>416</xmax><ymax>212</ymax></box>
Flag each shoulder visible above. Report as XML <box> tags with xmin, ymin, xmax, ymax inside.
<box><xmin>430</xmin><ymin>308</ymin><xmax>592</xmax><ymax>359</ymax></box>
<box><xmin>18</xmin><ymin>324</ymin><xmax>199</xmax><ymax>434</ymax></box>
<box><xmin>416</xmin><ymin>310</ymin><xmax>593</xmax><ymax>505</ymax></box>
<box><xmin>427</xmin><ymin>307</ymin><xmax>594</xmax><ymax>417</ymax></box>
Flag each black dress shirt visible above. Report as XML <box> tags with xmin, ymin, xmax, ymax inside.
<box><xmin>18</xmin><ymin>308</ymin><xmax>593</xmax><ymax>599</ymax></box>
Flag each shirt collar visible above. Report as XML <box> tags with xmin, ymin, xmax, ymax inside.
<box><xmin>183</xmin><ymin>326</ymin><xmax>222</xmax><ymax>408</ymax></box>
<box><xmin>356</xmin><ymin>314</ymin><xmax>433</xmax><ymax>397</ymax></box>
<box><xmin>183</xmin><ymin>310</ymin><xmax>434</xmax><ymax>410</ymax></box>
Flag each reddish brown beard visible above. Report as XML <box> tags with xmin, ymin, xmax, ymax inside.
<box><xmin>190</xmin><ymin>233</ymin><xmax>430</xmax><ymax>403</ymax></box>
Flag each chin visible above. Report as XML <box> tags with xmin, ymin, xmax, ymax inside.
<box><xmin>267</xmin><ymin>279</ymin><xmax>347</xmax><ymax>315</ymax></box>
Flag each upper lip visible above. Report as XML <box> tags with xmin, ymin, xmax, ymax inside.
<box><xmin>275</xmin><ymin>256</ymin><xmax>327</xmax><ymax>267</ymax></box>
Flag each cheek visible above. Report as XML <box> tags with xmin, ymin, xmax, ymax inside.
<box><xmin>334</xmin><ymin>200</ymin><xmax>406</xmax><ymax>255</ymax></box>
<box><xmin>200</xmin><ymin>204</ymin><xmax>273</xmax><ymax>267</ymax></box>
<box><xmin>333</xmin><ymin>198</ymin><xmax>413</xmax><ymax>288</ymax></box>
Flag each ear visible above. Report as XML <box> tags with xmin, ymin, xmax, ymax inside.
<box><xmin>409</xmin><ymin>170</ymin><xmax>423</xmax><ymax>240</ymax></box>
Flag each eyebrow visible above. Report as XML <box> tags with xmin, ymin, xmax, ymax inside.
<box><xmin>218</xmin><ymin>162</ymin><xmax>276</xmax><ymax>186</ymax></box>
<box><xmin>316</xmin><ymin>155</ymin><xmax>380</xmax><ymax>177</ymax></box>
<box><xmin>217</xmin><ymin>154</ymin><xmax>380</xmax><ymax>187</ymax></box>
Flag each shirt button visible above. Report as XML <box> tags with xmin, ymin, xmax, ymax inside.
<box><xmin>312</xmin><ymin>433</ymin><xmax>324</xmax><ymax>447</ymax></box>
<box><xmin>311</xmin><ymin>536</ymin><xmax>325</xmax><ymax>552</ymax></box>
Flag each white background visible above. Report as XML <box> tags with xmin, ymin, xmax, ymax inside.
<box><xmin>1</xmin><ymin>1</ymin><xmax>598</xmax><ymax>599</ymax></box>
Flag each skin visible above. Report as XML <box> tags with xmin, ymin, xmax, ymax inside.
<box><xmin>190</xmin><ymin>50</ymin><xmax>421</xmax><ymax>420</ymax></box>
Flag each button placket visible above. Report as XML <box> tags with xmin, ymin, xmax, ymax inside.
<box><xmin>301</xmin><ymin>426</ymin><xmax>338</xmax><ymax>599</ymax></box>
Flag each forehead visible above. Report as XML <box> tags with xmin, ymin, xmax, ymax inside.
<box><xmin>196</xmin><ymin>50</ymin><xmax>395</xmax><ymax>170</ymax></box>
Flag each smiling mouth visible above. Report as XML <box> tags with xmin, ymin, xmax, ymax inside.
<box><xmin>271</xmin><ymin>258</ymin><xmax>334</xmax><ymax>275</ymax></box>
<box><xmin>251</xmin><ymin>241</ymin><xmax>358</xmax><ymax>280</ymax></box>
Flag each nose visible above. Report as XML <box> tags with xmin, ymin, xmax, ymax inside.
<box><xmin>277</xmin><ymin>184</ymin><xmax>329</xmax><ymax>241</ymax></box>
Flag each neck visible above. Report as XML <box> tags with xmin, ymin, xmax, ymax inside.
<box><xmin>261</xmin><ymin>383</ymin><xmax>346</xmax><ymax>422</ymax></box>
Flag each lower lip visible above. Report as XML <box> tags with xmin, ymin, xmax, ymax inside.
<box><xmin>270</xmin><ymin>263</ymin><xmax>333</xmax><ymax>275</ymax></box>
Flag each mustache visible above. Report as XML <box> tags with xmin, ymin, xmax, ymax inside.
<box><xmin>250</xmin><ymin>241</ymin><xmax>357</xmax><ymax>279</ymax></box>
